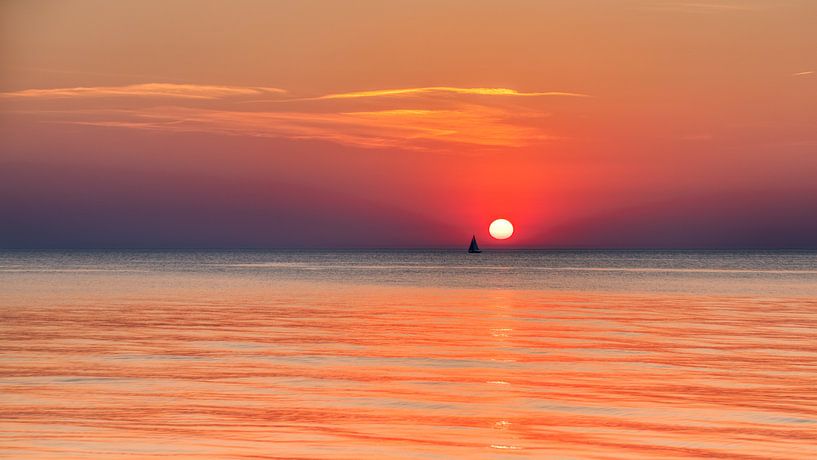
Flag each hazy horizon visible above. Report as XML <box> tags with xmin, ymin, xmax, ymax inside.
<box><xmin>3</xmin><ymin>246</ymin><xmax>817</xmax><ymax>251</ymax></box>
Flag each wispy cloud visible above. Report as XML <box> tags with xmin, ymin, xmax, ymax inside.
<box><xmin>4</xmin><ymin>83</ymin><xmax>584</xmax><ymax>151</ymax></box>
<box><xmin>792</xmin><ymin>71</ymin><xmax>814</xmax><ymax>77</ymax></box>
<box><xmin>59</xmin><ymin>105</ymin><xmax>551</xmax><ymax>149</ymax></box>
<box><xmin>314</xmin><ymin>86</ymin><xmax>590</xmax><ymax>100</ymax></box>
<box><xmin>1</xmin><ymin>83</ymin><xmax>286</xmax><ymax>100</ymax></box>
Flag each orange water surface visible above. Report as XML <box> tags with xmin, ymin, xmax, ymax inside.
<box><xmin>1</xmin><ymin>252</ymin><xmax>816</xmax><ymax>459</ymax></box>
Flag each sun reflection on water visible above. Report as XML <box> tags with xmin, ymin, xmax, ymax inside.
<box><xmin>1</xmin><ymin>254</ymin><xmax>817</xmax><ymax>459</ymax></box>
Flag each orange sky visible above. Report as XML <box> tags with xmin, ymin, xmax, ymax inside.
<box><xmin>1</xmin><ymin>0</ymin><xmax>816</xmax><ymax>248</ymax></box>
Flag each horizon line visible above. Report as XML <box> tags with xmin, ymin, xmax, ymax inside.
<box><xmin>2</xmin><ymin>247</ymin><xmax>816</xmax><ymax>251</ymax></box>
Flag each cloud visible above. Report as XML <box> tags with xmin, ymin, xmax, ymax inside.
<box><xmin>792</xmin><ymin>71</ymin><xmax>814</xmax><ymax>77</ymax></box>
<box><xmin>0</xmin><ymin>83</ymin><xmax>286</xmax><ymax>99</ymax></box>
<box><xmin>314</xmin><ymin>86</ymin><xmax>590</xmax><ymax>100</ymax></box>
<box><xmin>5</xmin><ymin>83</ymin><xmax>584</xmax><ymax>151</ymax></box>
<box><xmin>1</xmin><ymin>84</ymin><xmax>587</xmax><ymax>103</ymax></box>
<box><xmin>60</xmin><ymin>105</ymin><xmax>551</xmax><ymax>149</ymax></box>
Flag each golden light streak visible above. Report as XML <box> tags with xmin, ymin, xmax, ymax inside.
<box><xmin>0</xmin><ymin>83</ymin><xmax>287</xmax><ymax>99</ymax></box>
<box><xmin>315</xmin><ymin>86</ymin><xmax>591</xmax><ymax>100</ymax></box>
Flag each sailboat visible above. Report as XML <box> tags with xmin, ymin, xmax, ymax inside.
<box><xmin>468</xmin><ymin>235</ymin><xmax>482</xmax><ymax>253</ymax></box>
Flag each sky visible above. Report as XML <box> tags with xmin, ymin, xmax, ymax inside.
<box><xmin>1</xmin><ymin>0</ymin><xmax>816</xmax><ymax>248</ymax></box>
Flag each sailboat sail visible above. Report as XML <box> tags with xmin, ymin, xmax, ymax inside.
<box><xmin>468</xmin><ymin>235</ymin><xmax>481</xmax><ymax>253</ymax></box>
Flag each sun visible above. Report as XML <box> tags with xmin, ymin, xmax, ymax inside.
<box><xmin>489</xmin><ymin>219</ymin><xmax>514</xmax><ymax>240</ymax></box>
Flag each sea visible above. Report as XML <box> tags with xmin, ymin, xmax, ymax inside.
<box><xmin>1</xmin><ymin>250</ymin><xmax>816</xmax><ymax>459</ymax></box>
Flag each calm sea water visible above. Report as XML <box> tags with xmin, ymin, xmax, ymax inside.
<box><xmin>1</xmin><ymin>250</ymin><xmax>816</xmax><ymax>459</ymax></box>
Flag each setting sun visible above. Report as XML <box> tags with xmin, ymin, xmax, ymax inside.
<box><xmin>489</xmin><ymin>219</ymin><xmax>514</xmax><ymax>240</ymax></box>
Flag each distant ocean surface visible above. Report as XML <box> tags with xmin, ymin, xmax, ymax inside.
<box><xmin>1</xmin><ymin>250</ymin><xmax>816</xmax><ymax>458</ymax></box>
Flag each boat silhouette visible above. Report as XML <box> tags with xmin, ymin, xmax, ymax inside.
<box><xmin>468</xmin><ymin>235</ymin><xmax>481</xmax><ymax>253</ymax></box>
